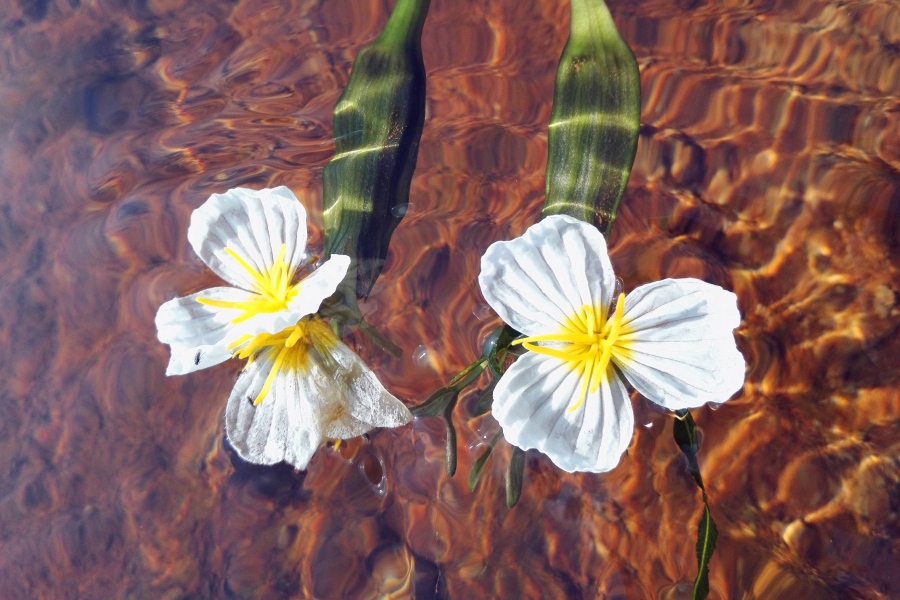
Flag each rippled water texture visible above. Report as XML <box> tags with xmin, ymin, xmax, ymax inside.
<box><xmin>1</xmin><ymin>0</ymin><xmax>899</xmax><ymax>598</ymax></box>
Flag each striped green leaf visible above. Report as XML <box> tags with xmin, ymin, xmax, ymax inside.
<box><xmin>322</xmin><ymin>0</ymin><xmax>430</xmax><ymax>306</ymax></box>
<box><xmin>541</xmin><ymin>0</ymin><xmax>640</xmax><ymax>237</ymax></box>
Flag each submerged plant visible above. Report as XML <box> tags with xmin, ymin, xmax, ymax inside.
<box><xmin>322</xmin><ymin>0</ymin><xmax>430</xmax><ymax>331</ymax></box>
<box><xmin>155</xmin><ymin>187</ymin><xmax>411</xmax><ymax>469</ymax></box>
<box><xmin>478</xmin><ymin>215</ymin><xmax>745</xmax><ymax>472</ymax></box>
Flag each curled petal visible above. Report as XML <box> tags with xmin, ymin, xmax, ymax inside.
<box><xmin>188</xmin><ymin>187</ymin><xmax>308</xmax><ymax>291</ymax></box>
<box><xmin>479</xmin><ymin>215</ymin><xmax>616</xmax><ymax>336</ymax></box>
<box><xmin>224</xmin><ymin>325</ymin><xmax>411</xmax><ymax>470</ymax></box>
<box><xmin>323</xmin><ymin>340</ymin><xmax>413</xmax><ymax>433</ymax></box>
<box><xmin>493</xmin><ymin>352</ymin><xmax>634</xmax><ymax>473</ymax></box>
<box><xmin>284</xmin><ymin>254</ymin><xmax>350</xmax><ymax>324</ymax></box>
<box><xmin>155</xmin><ymin>286</ymin><xmax>252</xmax><ymax>375</ymax></box>
<box><xmin>613</xmin><ymin>278</ymin><xmax>746</xmax><ymax>409</ymax></box>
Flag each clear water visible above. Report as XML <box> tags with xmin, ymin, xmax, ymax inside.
<box><xmin>1</xmin><ymin>0</ymin><xmax>898</xmax><ymax>598</ymax></box>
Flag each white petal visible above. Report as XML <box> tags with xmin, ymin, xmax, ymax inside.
<box><xmin>478</xmin><ymin>215</ymin><xmax>616</xmax><ymax>336</ymax></box>
<box><xmin>187</xmin><ymin>186</ymin><xmax>308</xmax><ymax>291</ymax></box>
<box><xmin>224</xmin><ymin>324</ymin><xmax>411</xmax><ymax>470</ymax></box>
<box><xmin>284</xmin><ymin>254</ymin><xmax>350</xmax><ymax>324</ymax></box>
<box><xmin>324</xmin><ymin>339</ymin><xmax>413</xmax><ymax>432</ymax></box>
<box><xmin>613</xmin><ymin>278</ymin><xmax>746</xmax><ymax>410</ymax></box>
<box><xmin>224</xmin><ymin>348</ymin><xmax>322</xmax><ymax>469</ymax></box>
<box><xmin>155</xmin><ymin>287</ymin><xmax>253</xmax><ymax>375</ymax></box>
<box><xmin>493</xmin><ymin>352</ymin><xmax>634</xmax><ymax>473</ymax></box>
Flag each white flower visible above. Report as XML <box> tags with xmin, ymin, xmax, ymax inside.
<box><xmin>155</xmin><ymin>186</ymin><xmax>412</xmax><ymax>469</ymax></box>
<box><xmin>478</xmin><ymin>215</ymin><xmax>746</xmax><ymax>473</ymax></box>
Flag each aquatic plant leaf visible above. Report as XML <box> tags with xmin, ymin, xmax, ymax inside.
<box><xmin>673</xmin><ymin>408</ymin><xmax>704</xmax><ymax>490</ymax></box>
<box><xmin>505</xmin><ymin>446</ymin><xmax>526</xmax><ymax>508</ymax></box>
<box><xmin>444</xmin><ymin>410</ymin><xmax>458</xmax><ymax>476</ymax></box>
<box><xmin>411</xmin><ymin>387</ymin><xmax>457</xmax><ymax>418</ymax></box>
<box><xmin>693</xmin><ymin>502</ymin><xmax>718</xmax><ymax>600</ymax></box>
<box><xmin>541</xmin><ymin>0</ymin><xmax>640</xmax><ymax>237</ymax></box>
<box><xmin>468</xmin><ymin>432</ymin><xmax>503</xmax><ymax>491</ymax></box>
<box><xmin>673</xmin><ymin>409</ymin><xmax>719</xmax><ymax>600</ymax></box>
<box><xmin>482</xmin><ymin>324</ymin><xmax>520</xmax><ymax>377</ymax></box>
<box><xmin>449</xmin><ymin>357</ymin><xmax>487</xmax><ymax>388</ymax></box>
<box><xmin>471</xmin><ymin>379</ymin><xmax>497</xmax><ymax>417</ymax></box>
<box><xmin>322</xmin><ymin>0</ymin><xmax>431</xmax><ymax>310</ymax></box>
<box><xmin>411</xmin><ymin>359</ymin><xmax>486</xmax><ymax>476</ymax></box>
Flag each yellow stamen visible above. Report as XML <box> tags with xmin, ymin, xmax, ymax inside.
<box><xmin>333</xmin><ymin>439</ymin><xmax>342</xmax><ymax>451</ymax></box>
<box><xmin>196</xmin><ymin>244</ymin><xmax>307</xmax><ymax>325</ymax></box>
<box><xmin>516</xmin><ymin>293</ymin><xmax>628</xmax><ymax>412</ymax></box>
<box><xmin>233</xmin><ymin>317</ymin><xmax>339</xmax><ymax>408</ymax></box>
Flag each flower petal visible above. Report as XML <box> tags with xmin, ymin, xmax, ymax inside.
<box><xmin>493</xmin><ymin>351</ymin><xmax>634</xmax><ymax>473</ymax></box>
<box><xmin>188</xmin><ymin>186</ymin><xmax>308</xmax><ymax>291</ymax></box>
<box><xmin>323</xmin><ymin>339</ymin><xmax>413</xmax><ymax>432</ymax></box>
<box><xmin>223</xmin><ymin>325</ymin><xmax>411</xmax><ymax>470</ymax></box>
<box><xmin>224</xmin><ymin>347</ymin><xmax>322</xmax><ymax>469</ymax></box>
<box><xmin>155</xmin><ymin>286</ymin><xmax>252</xmax><ymax>375</ymax></box>
<box><xmin>479</xmin><ymin>215</ymin><xmax>616</xmax><ymax>336</ymax></box>
<box><xmin>285</xmin><ymin>254</ymin><xmax>350</xmax><ymax>323</ymax></box>
<box><xmin>613</xmin><ymin>278</ymin><xmax>746</xmax><ymax>409</ymax></box>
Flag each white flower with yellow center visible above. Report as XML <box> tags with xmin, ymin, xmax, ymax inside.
<box><xmin>478</xmin><ymin>215</ymin><xmax>746</xmax><ymax>473</ymax></box>
<box><xmin>155</xmin><ymin>186</ymin><xmax>412</xmax><ymax>469</ymax></box>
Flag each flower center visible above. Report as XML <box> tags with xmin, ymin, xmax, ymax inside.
<box><xmin>196</xmin><ymin>244</ymin><xmax>314</xmax><ymax>323</ymax></box>
<box><xmin>227</xmin><ymin>316</ymin><xmax>337</xmax><ymax>407</ymax></box>
<box><xmin>511</xmin><ymin>293</ymin><xmax>626</xmax><ymax>411</ymax></box>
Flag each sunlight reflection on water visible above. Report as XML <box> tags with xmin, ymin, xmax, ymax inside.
<box><xmin>0</xmin><ymin>0</ymin><xmax>899</xmax><ymax>598</ymax></box>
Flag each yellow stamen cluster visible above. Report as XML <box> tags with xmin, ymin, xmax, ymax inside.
<box><xmin>511</xmin><ymin>293</ymin><xmax>627</xmax><ymax>412</ymax></box>
<box><xmin>226</xmin><ymin>317</ymin><xmax>336</xmax><ymax>407</ymax></box>
<box><xmin>197</xmin><ymin>244</ymin><xmax>306</xmax><ymax>323</ymax></box>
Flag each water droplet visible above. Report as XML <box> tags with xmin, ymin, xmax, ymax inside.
<box><xmin>472</xmin><ymin>304</ymin><xmax>493</xmax><ymax>320</ymax></box>
<box><xmin>412</xmin><ymin>344</ymin><xmax>430</xmax><ymax>366</ymax></box>
<box><xmin>391</xmin><ymin>203</ymin><xmax>412</xmax><ymax>218</ymax></box>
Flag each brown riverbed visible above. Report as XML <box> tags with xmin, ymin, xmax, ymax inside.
<box><xmin>1</xmin><ymin>0</ymin><xmax>899</xmax><ymax>598</ymax></box>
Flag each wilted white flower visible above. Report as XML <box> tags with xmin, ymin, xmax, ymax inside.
<box><xmin>478</xmin><ymin>215</ymin><xmax>745</xmax><ymax>473</ymax></box>
<box><xmin>155</xmin><ymin>187</ymin><xmax>411</xmax><ymax>469</ymax></box>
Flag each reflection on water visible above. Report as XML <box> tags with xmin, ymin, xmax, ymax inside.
<box><xmin>0</xmin><ymin>0</ymin><xmax>898</xmax><ymax>598</ymax></box>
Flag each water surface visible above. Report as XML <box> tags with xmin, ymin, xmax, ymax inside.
<box><xmin>0</xmin><ymin>0</ymin><xmax>899</xmax><ymax>598</ymax></box>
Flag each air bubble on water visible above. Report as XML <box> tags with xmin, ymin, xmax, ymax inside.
<box><xmin>412</xmin><ymin>344</ymin><xmax>430</xmax><ymax>366</ymax></box>
<box><xmin>472</xmin><ymin>304</ymin><xmax>494</xmax><ymax>320</ymax></box>
<box><xmin>391</xmin><ymin>203</ymin><xmax>412</xmax><ymax>218</ymax></box>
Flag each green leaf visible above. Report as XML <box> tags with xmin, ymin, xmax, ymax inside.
<box><xmin>693</xmin><ymin>502</ymin><xmax>718</xmax><ymax>600</ymax></box>
<box><xmin>505</xmin><ymin>446</ymin><xmax>526</xmax><ymax>508</ymax></box>
<box><xmin>482</xmin><ymin>325</ymin><xmax>520</xmax><ymax>376</ymax></box>
<box><xmin>443</xmin><ymin>414</ymin><xmax>458</xmax><ymax>477</ymax></box>
<box><xmin>410</xmin><ymin>387</ymin><xmax>457</xmax><ymax>418</ymax></box>
<box><xmin>468</xmin><ymin>432</ymin><xmax>503</xmax><ymax>491</ymax></box>
<box><xmin>471</xmin><ymin>379</ymin><xmax>497</xmax><ymax>417</ymax></box>
<box><xmin>322</xmin><ymin>0</ymin><xmax>431</xmax><ymax>317</ymax></box>
<box><xmin>673</xmin><ymin>410</ymin><xmax>718</xmax><ymax>600</ymax></box>
<box><xmin>541</xmin><ymin>0</ymin><xmax>640</xmax><ymax>237</ymax></box>
<box><xmin>673</xmin><ymin>408</ymin><xmax>704</xmax><ymax>490</ymax></box>
<box><xmin>448</xmin><ymin>358</ymin><xmax>486</xmax><ymax>388</ymax></box>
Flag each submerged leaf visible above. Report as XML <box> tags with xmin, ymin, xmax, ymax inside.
<box><xmin>693</xmin><ymin>502</ymin><xmax>718</xmax><ymax>600</ymax></box>
<box><xmin>410</xmin><ymin>387</ymin><xmax>457</xmax><ymax>418</ymax></box>
<box><xmin>673</xmin><ymin>409</ymin><xmax>719</xmax><ymax>600</ymax></box>
<box><xmin>541</xmin><ymin>0</ymin><xmax>640</xmax><ymax>237</ymax></box>
<box><xmin>505</xmin><ymin>446</ymin><xmax>526</xmax><ymax>508</ymax></box>
<box><xmin>471</xmin><ymin>379</ymin><xmax>497</xmax><ymax>417</ymax></box>
<box><xmin>673</xmin><ymin>408</ymin><xmax>704</xmax><ymax>490</ymax></box>
<box><xmin>322</xmin><ymin>0</ymin><xmax>431</xmax><ymax>315</ymax></box>
<box><xmin>468</xmin><ymin>432</ymin><xmax>503</xmax><ymax>491</ymax></box>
